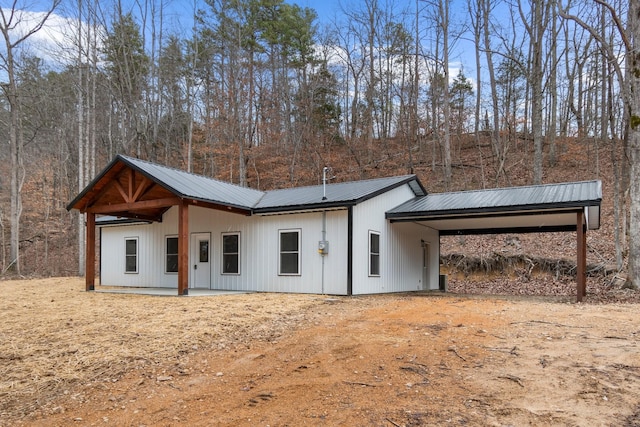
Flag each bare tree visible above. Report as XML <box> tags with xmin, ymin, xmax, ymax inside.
<box><xmin>0</xmin><ymin>1</ymin><xmax>61</xmax><ymax>274</ymax></box>
<box><xmin>560</xmin><ymin>0</ymin><xmax>640</xmax><ymax>287</ymax></box>
<box><xmin>519</xmin><ymin>0</ymin><xmax>552</xmax><ymax>184</ymax></box>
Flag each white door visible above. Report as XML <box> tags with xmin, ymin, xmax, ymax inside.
<box><xmin>422</xmin><ymin>242</ymin><xmax>429</xmax><ymax>290</ymax></box>
<box><xmin>191</xmin><ymin>233</ymin><xmax>211</xmax><ymax>289</ymax></box>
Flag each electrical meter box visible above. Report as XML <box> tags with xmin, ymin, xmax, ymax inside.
<box><xmin>318</xmin><ymin>240</ymin><xmax>329</xmax><ymax>255</ymax></box>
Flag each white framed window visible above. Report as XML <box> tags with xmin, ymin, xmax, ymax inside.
<box><xmin>125</xmin><ymin>237</ymin><xmax>138</xmax><ymax>274</ymax></box>
<box><xmin>165</xmin><ymin>236</ymin><xmax>178</xmax><ymax>273</ymax></box>
<box><xmin>279</xmin><ymin>229</ymin><xmax>301</xmax><ymax>275</ymax></box>
<box><xmin>222</xmin><ymin>232</ymin><xmax>240</xmax><ymax>275</ymax></box>
<box><xmin>369</xmin><ymin>231</ymin><xmax>380</xmax><ymax>277</ymax></box>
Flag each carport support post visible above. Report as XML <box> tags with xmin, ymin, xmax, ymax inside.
<box><xmin>577</xmin><ymin>210</ymin><xmax>587</xmax><ymax>302</ymax></box>
<box><xmin>86</xmin><ymin>212</ymin><xmax>95</xmax><ymax>291</ymax></box>
<box><xmin>178</xmin><ymin>201</ymin><xmax>189</xmax><ymax>295</ymax></box>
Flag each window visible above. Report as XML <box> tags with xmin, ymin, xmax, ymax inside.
<box><xmin>222</xmin><ymin>233</ymin><xmax>240</xmax><ymax>274</ymax></box>
<box><xmin>125</xmin><ymin>238</ymin><xmax>138</xmax><ymax>273</ymax></box>
<box><xmin>199</xmin><ymin>240</ymin><xmax>209</xmax><ymax>263</ymax></box>
<box><xmin>279</xmin><ymin>229</ymin><xmax>301</xmax><ymax>275</ymax></box>
<box><xmin>369</xmin><ymin>231</ymin><xmax>380</xmax><ymax>276</ymax></box>
<box><xmin>166</xmin><ymin>236</ymin><xmax>178</xmax><ymax>273</ymax></box>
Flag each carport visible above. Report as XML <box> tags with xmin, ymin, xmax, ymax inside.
<box><xmin>386</xmin><ymin>180</ymin><xmax>602</xmax><ymax>302</ymax></box>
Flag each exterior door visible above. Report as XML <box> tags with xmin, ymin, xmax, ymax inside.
<box><xmin>422</xmin><ymin>242</ymin><xmax>429</xmax><ymax>290</ymax></box>
<box><xmin>191</xmin><ymin>233</ymin><xmax>211</xmax><ymax>288</ymax></box>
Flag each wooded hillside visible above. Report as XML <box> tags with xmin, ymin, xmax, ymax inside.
<box><xmin>0</xmin><ymin>0</ymin><xmax>637</xmax><ymax>291</ymax></box>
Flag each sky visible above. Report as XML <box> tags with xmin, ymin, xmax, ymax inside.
<box><xmin>3</xmin><ymin>0</ymin><xmax>477</xmax><ymax>83</ymax></box>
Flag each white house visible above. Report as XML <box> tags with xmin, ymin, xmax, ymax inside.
<box><xmin>68</xmin><ymin>155</ymin><xmax>602</xmax><ymax>300</ymax></box>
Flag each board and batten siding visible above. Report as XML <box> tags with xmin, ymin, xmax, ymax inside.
<box><xmin>351</xmin><ymin>184</ymin><xmax>440</xmax><ymax>295</ymax></box>
<box><xmin>100</xmin><ymin>206</ymin><xmax>350</xmax><ymax>294</ymax></box>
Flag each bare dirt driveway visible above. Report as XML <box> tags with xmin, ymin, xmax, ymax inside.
<box><xmin>2</xmin><ymin>278</ymin><xmax>640</xmax><ymax>426</ymax></box>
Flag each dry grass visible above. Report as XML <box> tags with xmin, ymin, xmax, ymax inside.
<box><xmin>0</xmin><ymin>278</ymin><xmax>326</xmax><ymax>421</ymax></box>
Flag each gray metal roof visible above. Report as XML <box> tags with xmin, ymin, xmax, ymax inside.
<box><xmin>388</xmin><ymin>180</ymin><xmax>601</xmax><ymax>216</ymax></box>
<box><xmin>254</xmin><ymin>175</ymin><xmax>425</xmax><ymax>213</ymax></box>
<box><xmin>72</xmin><ymin>155</ymin><xmax>602</xmax><ymax>234</ymax></box>
<box><xmin>387</xmin><ymin>180</ymin><xmax>602</xmax><ymax>233</ymax></box>
<box><xmin>121</xmin><ymin>156</ymin><xmax>266</xmax><ymax>210</ymax></box>
<box><xmin>72</xmin><ymin>155</ymin><xmax>425</xmax><ymax>215</ymax></box>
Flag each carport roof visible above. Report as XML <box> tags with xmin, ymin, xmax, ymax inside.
<box><xmin>386</xmin><ymin>180</ymin><xmax>601</xmax><ymax>235</ymax></box>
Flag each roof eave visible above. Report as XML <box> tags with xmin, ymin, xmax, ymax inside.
<box><xmin>253</xmin><ymin>201</ymin><xmax>354</xmax><ymax>215</ymax></box>
<box><xmin>438</xmin><ymin>224</ymin><xmax>584</xmax><ymax>236</ymax></box>
<box><xmin>353</xmin><ymin>175</ymin><xmax>424</xmax><ymax>204</ymax></box>
<box><xmin>386</xmin><ymin>200</ymin><xmax>601</xmax><ymax>220</ymax></box>
<box><xmin>66</xmin><ymin>155</ymin><xmax>126</xmax><ymax>211</ymax></box>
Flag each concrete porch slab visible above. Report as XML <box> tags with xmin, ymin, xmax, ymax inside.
<box><xmin>95</xmin><ymin>287</ymin><xmax>251</xmax><ymax>296</ymax></box>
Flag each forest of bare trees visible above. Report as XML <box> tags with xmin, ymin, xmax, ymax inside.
<box><xmin>0</xmin><ymin>0</ymin><xmax>638</xmax><ymax>288</ymax></box>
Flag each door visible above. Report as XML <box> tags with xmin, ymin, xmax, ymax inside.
<box><xmin>422</xmin><ymin>241</ymin><xmax>430</xmax><ymax>290</ymax></box>
<box><xmin>191</xmin><ymin>233</ymin><xmax>211</xmax><ymax>288</ymax></box>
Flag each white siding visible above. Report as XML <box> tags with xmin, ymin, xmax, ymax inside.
<box><xmin>99</xmin><ymin>182</ymin><xmax>439</xmax><ymax>295</ymax></box>
<box><xmin>351</xmin><ymin>184</ymin><xmax>440</xmax><ymax>294</ymax></box>
<box><xmin>100</xmin><ymin>207</ymin><xmax>350</xmax><ymax>294</ymax></box>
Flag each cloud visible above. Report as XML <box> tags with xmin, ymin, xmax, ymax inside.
<box><xmin>0</xmin><ymin>8</ymin><xmax>102</xmax><ymax>68</ymax></box>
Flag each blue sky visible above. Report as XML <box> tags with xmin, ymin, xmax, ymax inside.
<box><xmin>7</xmin><ymin>0</ymin><xmax>477</xmax><ymax>80</ymax></box>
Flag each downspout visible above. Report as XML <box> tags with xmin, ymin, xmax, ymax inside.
<box><xmin>320</xmin><ymin>167</ymin><xmax>329</xmax><ymax>294</ymax></box>
<box><xmin>347</xmin><ymin>206</ymin><xmax>353</xmax><ymax>296</ymax></box>
<box><xmin>99</xmin><ymin>226</ymin><xmax>102</xmax><ymax>286</ymax></box>
<box><xmin>321</xmin><ymin>210</ymin><xmax>326</xmax><ymax>294</ymax></box>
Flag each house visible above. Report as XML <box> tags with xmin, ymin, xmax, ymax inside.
<box><xmin>68</xmin><ymin>155</ymin><xmax>602</xmax><ymax>301</ymax></box>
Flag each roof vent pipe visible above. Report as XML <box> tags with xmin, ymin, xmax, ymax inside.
<box><xmin>322</xmin><ymin>166</ymin><xmax>335</xmax><ymax>200</ymax></box>
<box><xmin>322</xmin><ymin>167</ymin><xmax>328</xmax><ymax>200</ymax></box>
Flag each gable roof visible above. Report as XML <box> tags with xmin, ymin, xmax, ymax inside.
<box><xmin>254</xmin><ymin>175</ymin><xmax>425</xmax><ymax>213</ymax></box>
<box><xmin>120</xmin><ymin>156</ymin><xmax>266</xmax><ymax>209</ymax></box>
<box><xmin>386</xmin><ymin>180</ymin><xmax>602</xmax><ymax>234</ymax></box>
<box><xmin>68</xmin><ymin>155</ymin><xmax>425</xmax><ymax>219</ymax></box>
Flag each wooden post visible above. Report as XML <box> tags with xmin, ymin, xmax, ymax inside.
<box><xmin>577</xmin><ymin>210</ymin><xmax>586</xmax><ymax>302</ymax></box>
<box><xmin>86</xmin><ymin>212</ymin><xmax>96</xmax><ymax>291</ymax></box>
<box><xmin>178</xmin><ymin>201</ymin><xmax>189</xmax><ymax>295</ymax></box>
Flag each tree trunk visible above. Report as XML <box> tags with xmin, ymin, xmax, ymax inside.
<box><xmin>0</xmin><ymin>5</ymin><xmax>60</xmax><ymax>273</ymax></box>
<box><xmin>627</xmin><ymin>0</ymin><xmax>640</xmax><ymax>288</ymax></box>
<box><xmin>440</xmin><ymin>0</ymin><xmax>452</xmax><ymax>188</ymax></box>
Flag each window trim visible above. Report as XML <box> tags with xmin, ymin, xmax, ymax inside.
<box><xmin>368</xmin><ymin>230</ymin><xmax>380</xmax><ymax>277</ymax></box>
<box><xmin>221</xmin><ymin>232</ymin><xmax>241</xmax><ymax>275</ymax></box>
<box><xmin>165</xmin><ymin>235</ymin><xmax>178</xmax><ymax>274</ymax></box>
<box><xmin>278</xmin><ymin>229</ymin><xmax>301</xmax><ymax>276</ymax></box>
<box><xmin>125</xmin><ymin>237</ymin><xmax>139</xmax><ymax>274</ymax></box>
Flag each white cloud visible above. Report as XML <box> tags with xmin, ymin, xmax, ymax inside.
<box><xmin>0</xmin><ymin>8</ymin><xmax>103</xmax><ymax>68</ymax></box>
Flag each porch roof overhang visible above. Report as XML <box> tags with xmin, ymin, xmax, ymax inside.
<box><xmin>66</xmin><ymin>155</ymin><xmax>256</xmax><ymax>220</ymax></box>
<box><xmin>386</xmin><ymin>180</ymin><xmax>601</xmax><ymax>235</ymax></box>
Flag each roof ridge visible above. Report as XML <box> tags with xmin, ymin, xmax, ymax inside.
<box><xmin>432</xmin><ymin>179</ymin><xmax>601</xmax><ymax>196</ymax></box>
<box><xmin>266</xmin><ymin>174</ymin><xmax>417</xmax><ymax>192</ymax></box>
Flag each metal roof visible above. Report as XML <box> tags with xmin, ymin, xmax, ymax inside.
<box><xmin>68</xmin><ymin>155</ymin><xmax>425</xmax><ymax>216</ymax></box>
<box><xmin>386</xmin><ymin>180</ymin><xmax>602</xmax><ymax>234</ymax></box>
<box><xmin>121</xmin><ymin>156</ymin><xmax>266</xmax><ymax>210</ymax></box>
<box><xmin>69</xmin><ymin>155</ymin><xmax>601</xmax><ymax>234</ymax></box>
<box><xmin>254</xmin><ymin>175</ymin><xmax>425</xmax><ymax>213</ymax></box>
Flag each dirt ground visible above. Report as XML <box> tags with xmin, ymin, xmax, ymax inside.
<box><xmin>2</xmin><ymin>278</ymin><xmax>640</xmax><ymax>426</ymax></box>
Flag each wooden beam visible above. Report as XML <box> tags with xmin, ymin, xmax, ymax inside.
<box><xmin>178</xmin><ymin>201</ymin><xmax>189</xmax><ymax>296</ymax></box>
<box><xmin>104</xmin><ymin>211</ymin><xmax>165</xmax><ymax>222</ymax></box>
<box><xmin>132</xmin><ymin>176</ymin><xmax>152</xmax><ymax>202</ymax></box>
<box><xmin>86</xmin><ymin>197</ymin><xmax>181</xmax><ymax>214</ymax></box>
<box><xmin>86</xmin><ymin>212</ymin><xmax>96</xmax><ymax>291</ymax></box>
<box><xmin>113</xmin><ymin>180</ymin><xmax>130</xmax><ymax>203</ymax></box>
<box><xmin>128</xmin><ymin>169</ymin><xmax>135</xmax><ymax>201</ymax></box>
<box><xmin>186</xmin><ymin>199</ymin><xmax>252</xmax><ymax>216</ymax></box>
<box><xmin>577</xmin><ymin>210</ymin><xmax>587</xmax><ymax>302</ymax></box>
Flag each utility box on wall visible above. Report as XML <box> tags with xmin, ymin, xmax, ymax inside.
<box><xmin>318</xmin><ymin>240</ymin><xmax>329</xmax><ymax>255</ymax></box>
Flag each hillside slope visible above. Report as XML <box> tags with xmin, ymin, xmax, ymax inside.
<box><xmin>6</xmin><ymin>133</ymin><xmax>634</xmax><ymax>300</ymax></box>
